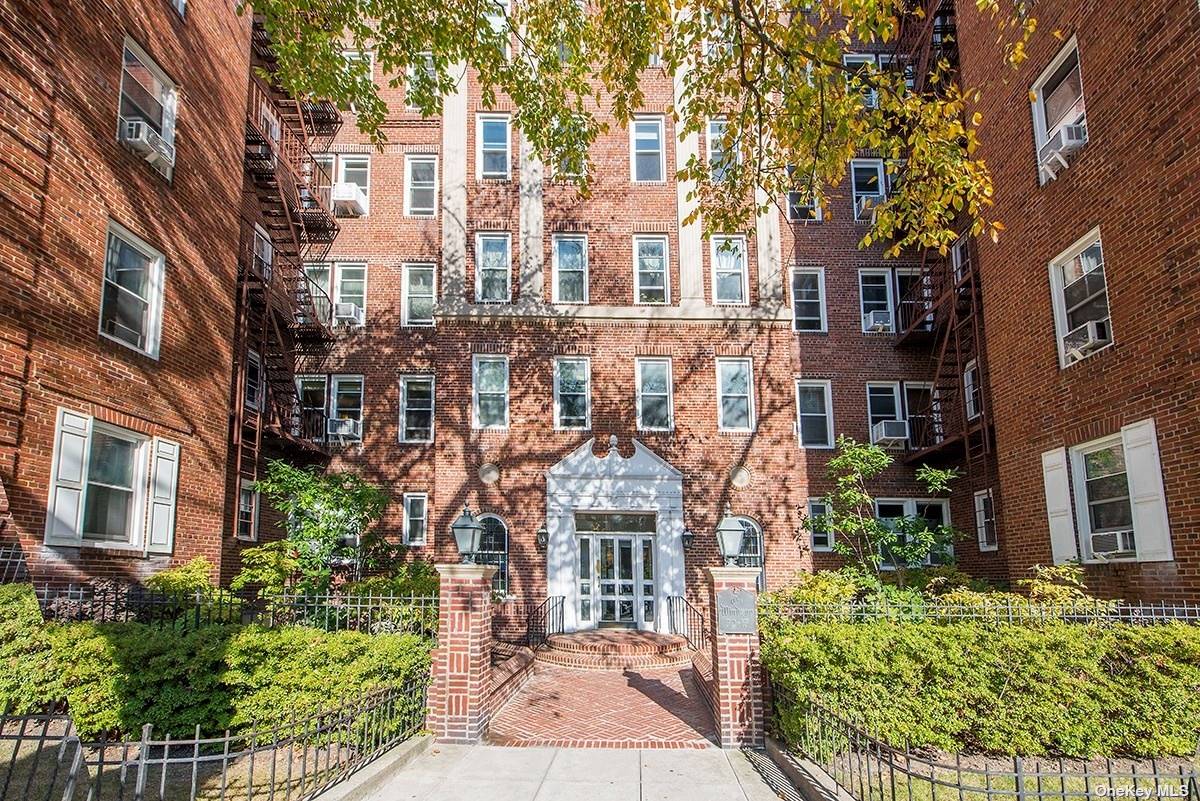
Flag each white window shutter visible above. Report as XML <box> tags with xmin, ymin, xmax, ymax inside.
<box><xmin>1041</xmin><ymin>447</ymin><xmax>1078</xmax><ymax>564</ymax></box>
<box><xmin>45</xmin><ymin>408</ymin><xmax>92</xmax><ymax>544</ymax></box>
<box><xmin>145</xmin><ymin>437</ymin><xmax>180</xmax><ymax>554</ymax></box>
<box><xmin>1121</xmin><ymin>418</ymin><xmax>1174</xmax><ymax>563</ymax></box>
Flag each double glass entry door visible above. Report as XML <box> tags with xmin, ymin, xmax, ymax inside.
<box><xmin>575</xmin><ymin>513</ymin><xmax>656</xmax><ymax>629</ymax></box>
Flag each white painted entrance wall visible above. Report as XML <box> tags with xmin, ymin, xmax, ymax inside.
<box><xmin>546</xmin><ymin>436</ymin><xmax>685</xmax><ymax>633</ymax></box>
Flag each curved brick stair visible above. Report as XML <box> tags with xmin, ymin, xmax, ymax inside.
<box><xmin>535</xmin><ymin>629</ymin><xmax>693</xmax><ymax>670</ymax></box>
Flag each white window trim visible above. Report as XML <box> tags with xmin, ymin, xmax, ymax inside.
<box><xmin>99</xmin><ymin>220</ymin><xmax>166</xmax><ymax>360</ymax></box>
<box><xmin>850</xmin><ymin>158</ymin><xmax>887</xmax><ymax>222</ymax></box>
<box><xmin>963</xmin><ymin>359</ymin><xmax>980</xmax><ymax>420</ymax></box>
<box><xmin>472</xmin><ymin>354</ymin><xmax>510</xmax><ymax>430</ymax></box>
<box><xmin>874</xmin><ymin>498</ymin><xmax>952</xmax><ymax>568</ymax></box>
<box><xmin>629</xmin><ymin>116</ymin><xmax>666</xmax><ymax>183</ymax></box>
<box><xmin>1069</xmin><ymin>432</ymin><xmax>1130</xmax><ymax>563</ymax></box>
<box><xmin>842</xmin><ymin>53</ymin><xmax>878</xmax><ymax>107</ymax></box>
<box><xmin>552</xmin><ymin>234</ymin><xmax>589</xmax><ymax>304</ymax></box>
<box><xmin>974</xmin><ymin>488</ymin><xmax>997</xmax><ymax>552</ymax></box>
<box><xmin>329</xmin><ymin>374</ymin><xmax>365</xmax><ymax>440</ymax></box>
<box><xmin>476</xmin><ymin>113</ymin><xmax>512</xmax><ymax>180</ymax></box>
<box><xmin>635</xmin><ymin>357</ymin><xmax>674</xmax><ymax>432</ymax></box>
<box><xmin>787</xmin><ymin>192</ymin><xmax>823</xmax><ymax>223</ymax></box>
<box><xmin>245</xmin><ymin>349</ymin><xmax>263</xmax><ymax>411</ymax></box>
<box><xmin>711</xmin><ymin>235</ymin><xmax>749</xmax><ymax>306</ymax></box>
<box><xmin>706</xmin><ymin>117</ymin><xmax>731</xmax><ymax>179</ymax></box>
<box><xmin>117</xmin><ymin>37</ymin><xmax>178</xmax><ymax>149</ymax></box>
<box><xmin>715</xmin><ymin>357</ymin><xmax>756</xmax><ymax>433</ymax></box>
<box><xmin>632</xmin><ymin>235</ymin><xmax>670</xmax><ymax>305</ymax></box>
<box><xmin>553</xmin><ymin>356</ymin><xmax>591</xmax><ymax>431</ymax></box>
<box><xmin>403</xmin><ymin>154</ymin><xmax>439</xmax><ymax>217</ymax></box>
<box><xmin>401</xmin><ymin>262</ymin><xmax>437</xmax><ymax>328</ymax></box>
<box><xmin>332</xmin><ymin>261</ymin><xmax>369</xmax><ymax>324</ymax></box>
<box><xmin>1029</xmin><ymin>37</ymin><xmax>1085</xmax><ymax>161</ymax></box>
<box><xmin>858</xmin><ymin>268</ymin><xmax>895</xmax><ymax>332</ymax></box>
<box><xmin>808</xmin><ymin>498</ymin><xmax>832</xmax><ymax>552</ymax></box>
<box><xmin>475</xmin><ymin>232</ymin><xmax>512</xmax><ymax>304</ymax></box>
<box><xmin>337</xmin><ymin>155</ymin><xmax>371</xmax><ymax>215</ymax></box>
<box><xmin>795</xmin><ymin>379</ymin><xmax>834</xmax><ymax>449</ymax></box>
<box><xmin>402</xmin><ymin>492</ymin><xmax>429</xmax><ymax>546</ymax></box>
<box><xmin>866</xmin><ymin>381</ymin><xmax>902</xmax><ymax>430</ymax></box>
<box><xmin>399</xmin><ymin>375</ymin><xmax>435</xmax><ymax>444</ymax></box>
<box><xmin>1048</xmin><ymin>226</ymin><xmax>1112</xmax><ymax>369</ymax></box>
<box><xmin>790</xmin><ymin>266</ymin><xmax>827</xmax><ymax>332</ymax></box>
<box><xmin>237</xmin><ymin>478</ymin><xmax>260</xmax><ymax>542</ymax></box>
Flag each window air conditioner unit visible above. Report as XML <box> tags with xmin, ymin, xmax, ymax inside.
<box><xmin>871</xmin><ymin>419</ymin><xmax>909</xmax><ymax>448</ymax></box>
<box><xmin>1089</xmin><ymin>529</ymin><xmax>1135</xmax><ymax>560</ymax></box>
<box><xmin>333</xmin><ymin>302</ymin><xmax>364</xmax><ymax>327</ymax></box>
<box><xmin>855</xmin><ymin>193</ymin><xmax>883</xmax><ymax>222</ymax></box>
<box><xmin>120</xmin><ymin>118</ymin><xmax>176</xmax><ymax>166</ymax></box>
<box><xmin>863</xmin><ymin>309</ymin><xmax>893</xmax><ymax>332</ymax></box>
<box><xmin>1063</xmin><ymin>319</ymin><xmax>1111</xmax><ymax>362</ymax></box>
<box><xmin>331</xmin><ymin>182</ymin><xmax>368</xmax><ymax>216</ymax></box>
<box><xmin>327</xmin><ymin>418</ymin><xmax>362</xmax><ymax>440</ymax></box>
<box><xmin>1037</xmin><ymin>123</ymin><xmax>1088</xmax><ymax>181</ymax></box>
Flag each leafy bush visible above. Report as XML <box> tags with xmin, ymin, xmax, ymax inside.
<box><xmin>342</xmin><ymin>559</ymin><xmax>440</xmax><ymax>597</ymax></box>
<box><xmin>144</xmin><ymin>557</ymin><xmax>216</xmax><ymax>594</ymax></box>
<box><xmin>761</xmin><ymin>618</ymin><xmax>1200</xmax><ymax>758</ymax></box>
<box><xmin>0</xmin><ymin>584</ymin><xmax>60</xmax><ymax>714</ymax></box>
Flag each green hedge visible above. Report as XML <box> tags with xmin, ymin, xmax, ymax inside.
<box><xmin>0</xmin><ymin>584</ymin><xmax>431</xmax><ymax>739</ymax></box>
<box><xmin>761</xmin><ymin>618</ymin><xmax>1200</xmax><ymax>758</ymax></box>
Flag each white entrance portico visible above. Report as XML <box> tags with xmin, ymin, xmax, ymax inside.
<box><xmin>545</xmin><ymin>436</ymin><xmax>685</xmax><ymax>633</ymax></box>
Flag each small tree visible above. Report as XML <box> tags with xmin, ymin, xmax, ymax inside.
<box><xmin>235</xmin><ymin>460</ymin><xmax>389</xmax><ymax>594</ymax></box>
<box><xmin>803</xmin><ymin>436</ymin><xmax>961</xmax><ymax>588</ymax></box>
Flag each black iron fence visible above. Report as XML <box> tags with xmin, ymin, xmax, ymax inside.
<box><xmin>492</xmin><ymin>596</ymin><xmax>565</xmax><ymax>650</ymax></box>
<box><xmin>667</xmin><ymin>595</ymin><xmax>711</xmax><ymax>653</ymax></box>
<box><xmin>0</xmin><ymin>544</ymin><xmax>26</xmax><ymax>585</ymax></box>
<box><xmin>760</xmin><ymin>598</ymin><xmax>1200</xmax><ymax>626</ymax></box>
<box><xmin>34</xmin><ymin>583</ymin><xmax>439</xmax><ymax>638</ymax></box>
<box><xmin>0</xmin><ymin>680</ymin><xmax>428</xmax><ymax>801</ymax></box>
<box><xmin>774</xmin><ymin>687</ymin><xmax>1200</xmax><ymax>801</ymax></box>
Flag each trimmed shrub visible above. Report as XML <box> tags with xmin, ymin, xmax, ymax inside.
<box><xmin>144</xmin><ymin>557</ymin><xmax>217</xmax><ymax>594</ymax></box>
<box><xmin>0</xmin><ymin>584</ymin><xmax>60</xmax><ymax>714</ymax></box>
<box><xmin>761</xmin><ymin>618</ymin><xmax>1200</xmax><ymax>758</ymax></box>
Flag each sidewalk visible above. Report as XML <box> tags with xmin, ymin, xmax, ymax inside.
<box><xmin>360</xmin><ymin>743</ymin><xmax>800</xmax><ymax>801</ymax></box>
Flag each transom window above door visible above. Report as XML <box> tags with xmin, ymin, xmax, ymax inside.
<box><xmin>575</xmin><ymin>512</ymin><xmax>656</xmax><ymax>532</ymax></box>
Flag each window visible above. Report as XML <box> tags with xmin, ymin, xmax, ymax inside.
<box><xmin>252</xmin><ymin>224</ymin><xmax>273</xmax><ymax>281</ymax></box>
<box><xmin>904</xmin><ymin>382</ymin><xmax>941</xmax><ymax>443</ymax></box>
<box><xmin>950</xmin><ymin>234</ymin><xmax>971</xmax><ymax>283</ymax></box>
<box><xmin>99</xmin><ymin>221</ymin><xmax>165</xmax><ymax>358</ymax></box>
<box><xmin>874</xmin><ymin>499</ymin><xmax>951</xmax><ymax>567</ymax></box>
<box><xmin>554</xmin><ymin>357</ymin><xmax>590</xmax><ymax>430</ymax></box>
<box><xmin>1049</xmin><ymin>228</ymin><xmax>1112</xmax><ymax>367</ymax></box>
<box><xmin>1073</xmin><ymin>437</ymin><xmax>1134</xmax><ymax>558</ymax></box>
<box><xmin>403</xmin><ymin>493</ymin><xmax>428</xmax><ymax>545</ymax></box>
<box><xmin>118</xmin><ymin>39</ymin><xmax>177</xmax><ymax>177</ymax></box>
<box><xmin>304</xmin><ymin>263</ymin><xmax>333</xmax><ymax>324</ymax></box>
<box><xmin>329</xmin><ymin>375</ymin><xmax>364</xmax><ymax>441</ymax></box>
<box><xmin>478</xmin><ymin>515</ymin><xmax>509</xmax><ymax>594</ymax></box>
<box><xmin>716</xmin><ymin>358</ymin><xmax>754</xmax><ymax>432</ymax></box>
<box><xmin>808</xmin><ymin>499</ymin><xmax>832</xmax><ymax>551</ymax></box>
<box><xmin>795</xmin><ymin>380</ymin><xmax>834</xmax><ymax>448</ymax></box>
<box><xmin>483</xmin><ymin>0</ymin><xmax>510</xmax><ymax>58</ymax></box>
<box><xmin>858</xmin><ymin>269</ymin><xmax>894</xmax><ymax>332</ymax></box>
<box><xmin>631</xmin><ymin>117</ymin><xmax>665</xmax><ymax>182</ymax></box>
<box><xmin>963</xmin><ymin>359</ymin><xmax>981</xmax><ymax>420</ymax></box>
<box><xmin>1031</xmin><ymin>40</ymin><xmax>1087</xmax><ymax>183</ymax></box>
<box><xmin>244</xmin><ymin>350</ymin><xmax>263</xmax><ymax>411</ymax></box>
<box><xmin>974</xmin><ymin>489</ymin><xmax>997</xmax><ymax>552</ymax></box>
<box><xmin>477</xmin><ymin>115</ymin><xmax>511</xmax><ymax>179</ymax></box>
<box><xmin>712</xmin><ymin>236</ymin><xmax>748</xmax><ymax>305</ymax></box>
<box><xmin>787</xmin><ymin>192</ymin><xmax>822</xmax><ymax>222</ymax></box>
<box><xmin>400</xmin><ymin>376</ymin><xmax>434</xmax><ymax>443</ymax></box>
<box><xmin>553</xmin><ymin>235</ymin><xmax>588</xmax><ymax>303</ymax></box>
<box><xmin>791</xmin><ymin>268</ymin><xmax>826</xmax><ymax>332</ymax></box>
<box><xmin>707</xmin><ymin>118</ymin><xmax>734</xmax><ymax>182</ymax></box>
<box><xmin>237</xmin><ymin>479</ymin><xmax>259</xmax><ymax>542</ymax></box>
<box><xmin>336</xmin><ymin>155</ymin><xmax>371</xmax><ymax>215</ymax></box>
<box><xmin>636</xmin><ymin>358</ymin><xmax>673</xmax><ymax>431</ymax></box>
<box><xmin>634</xmin><ymin>236</ymin><xmax>669</xmax><ymax>304</ymax></box>
<box><xmin>476</xmin><ymin>233</ymin><xmax>511</xmax><ymax>303</ymax></box>
<box><xmin>168</xmin><ymin>0</ymin><xmax>186</xmax><ymax>16</ymax></box>
<box><xmin>473</xmin><ymin>355</ymin><xmax>509</xmax><ymax>429</ymax></box>
<box><xmin>295</xmin><ymin>375</ymin><xmax>327</xmax><ymax>440</ymax></box>
<box><xmin>851</xmin><ymin>159</ymin><xmax>886</xmax><ymax>221</ymax></box>
<box><xmin>404</xmin><ymin>155</ymin><xmax>437</xmax><ymax>217</ymax></box>
<box><xmin>333</xmin><ymin>262</ymin><xmax>367</xmax><ymax>326</ymax></box>
<box><xmin>405</xmin><ymin>52</ymin><xmax>437</xmax><ymax>114</ymax></box>
<box><xmin>866</xmin><ymin>382</ymin><xmax>901</xmax><ymax>428</ymax></box>
<box><xmin>402</xmin><ymin>263</ymin><xmax>436</xmax><ymax>327</ymax></box>
<box><xmin>895</xmin><ymin>268</ymin><xmax>932</xmax><ymax>332</ymax></box>
<box><xmin>842</xmin><ymin>53</ymin><xmax>878</xmax><ymax>108</ymax></box>
<box><xmin>44</xmin><ymin>409</ymin><xmax>180</xmax><ymax>552</ymax></box>
<box><xmin>878</xmin><ymin>53</ymin><xmax>915</xmax><ymax>91</ymax></box>
<box><xmin>734</xmin><ymin>518</ymin><xmax>765</xmax><ymax>590</ymax></box>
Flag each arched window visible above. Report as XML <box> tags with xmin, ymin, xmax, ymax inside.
<box><xmin>477</xmin><ymin>515</ymin><xmax>509</xmax><ymax>595</ymax></box>
<box><xmin>734</xmin><ymin>517</ymin><xmax>765</xmax><ymax>590</ymax></box>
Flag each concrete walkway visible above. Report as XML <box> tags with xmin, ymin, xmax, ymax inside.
<box><xmin>361</xmin><ymin>743</ymin><xmax>800</xmax><ymax>801</ymax></box>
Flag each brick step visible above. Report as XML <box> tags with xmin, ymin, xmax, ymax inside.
<box><xmin>535</xmin><ymin>630</ymin><xmax>693</xmax><ymax>671</ymax></box>
<box><xmin>534</xmin><ymin>647</ymin><xmax>694</xmax><ymax>671</ymax></box>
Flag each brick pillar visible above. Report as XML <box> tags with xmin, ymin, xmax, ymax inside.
<box><xmin>427</xmin><ymin>563</ymin><xmax>497</xmax><ymax>744</ymax></box>
<box><xmin>706</xmin><ymin>566</ymin><xmax>765</xmax><ymax>749</ymax></box>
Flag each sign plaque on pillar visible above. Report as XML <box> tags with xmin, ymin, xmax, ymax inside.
<box><xmin>715</xmin><ymin>588</ymin><xmax>758</xmax><ymax>635</ymax></box>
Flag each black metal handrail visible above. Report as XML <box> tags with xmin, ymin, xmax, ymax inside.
<box><xmin>667</xmin><ymin>595</ymin><xmax>710</xmax><ymax>652</ymax></box>
<box><xmin>525</xmin><ymin>596</ymin><xmax>565</xmax><ymax>650</ymax></box>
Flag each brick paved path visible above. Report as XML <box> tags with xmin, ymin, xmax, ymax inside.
<box><xmin>488</xmin><ymin>663</ymin><xmax>719</xmax><ymax>748</ymax></box>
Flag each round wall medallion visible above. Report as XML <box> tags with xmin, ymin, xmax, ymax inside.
<box><xmin>730</xmin><ymin>465</ymin><xmax>753</xmax><ymax>489</ymax></box>
<box><xmin>478</xmin><ymin>463</ymin><xmax>501</xmax><ymax>485</ymax></box>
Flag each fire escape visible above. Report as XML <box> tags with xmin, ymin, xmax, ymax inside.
<box><xmin>886</xmin><ymin>0</ymin><xmax>999</xmax><ymax>517</ymax></box>
<box><xmin>230</xmin><ymin>15</ymin><xmax>342</xmax><ymax>485</ymax></box>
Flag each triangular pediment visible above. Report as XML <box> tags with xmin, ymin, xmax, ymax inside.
<box><xmin>547</xmin><ymin>436</ymin><xmax>682</xmax><ymax>480</ymax></box>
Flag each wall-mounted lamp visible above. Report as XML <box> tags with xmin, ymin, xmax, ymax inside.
<box><xmin>681</xmin><ymin>530</ymin><xmax>696</xmax><ymax>550</ymax></box>
<box><xmin>536</xmin><ymin>526</ymin><xmax>549</xmax><ymax>550</ymax></box>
